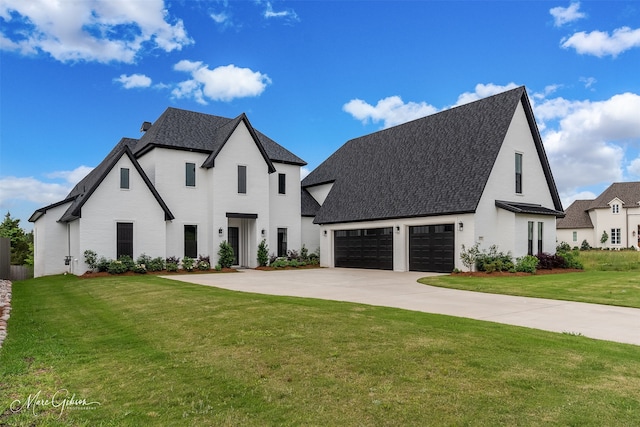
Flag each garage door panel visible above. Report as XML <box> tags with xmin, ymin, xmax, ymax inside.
<box><xmin>335</xmin><ymin>227</ymin><xmax>393</xmax><ymax>270</ymax></box>
<box><xmin>409</xmin><ymin>224</ymin><xmax>454</xmax><ymax>273</ymax></box>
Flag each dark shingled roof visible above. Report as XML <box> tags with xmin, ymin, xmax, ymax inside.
<box><xmin>495</xmin><ymin>201</ymin><xmax>564</xmax><ymax>217</ymax></box>
<box><xmin>556</xmin><ymin>199</ymin><xmax>594</xmax><ymax>229</ymax></box>
<box><xmin>133</xmin><ymin>107</ymin><xmax>306</xmax><ymax>166</ymax></box>
<box><xmin>303</xmin><ymin>86</ymin><xmax>562</xmax><ymax>224</ymax></box>
<box><xmin>588</xmin><ymin>182</ymin><xmax>640</xmax><ymax>209</ymax></box>
<box><xmin>301</xmin><ymin>189</ymin><xmax>321</xmax><ymax>217</ymax></box>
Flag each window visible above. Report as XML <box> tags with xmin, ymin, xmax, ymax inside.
<box><xmin>278</xmin><ymin>173</ymin><xmax>286</xmax><ymax>194</ymax></box>
<box><xmin>515</xmin><ymin>153</ymin><xmax>523</xmax><ymax>194</ymax></box>
<box><xmin>184</xmin><ymin>225</ymin><xmax>197</xmax><ymax>258</ymax></box>
<box><xmin>612</xmin><ymin>204</ymin><xmax>620</xmax><ymax>214</ymax></box>
<box><xmin>572</xmin><ymin>231</ymin><xmax>577</xmax><ymax>242</ymax></box>
<box><xmin>120</xmin><ymin>168</ymin><xmax>130</xmax><ymax>189</ymax></box>
<box><xmin>238</xmin><ymin>165</ymin><xmax>247</xmax><ymax>194</ymax></box>
<box><xmin>185</xmin><ymin>163</ymin><xmax>196</xmax><ymax>187</ymax></box>
<box><xmin>277</xmin><ymin>228</ymin><xmax>287</xmax><ymax>257</ymax></box>
<box><xmin>527</xmin><ymin>221</ymin><xmax>534</xmax><ymax>255</ymax></box>
<box><xmin>611</xmin><ymin>228</ymin><xmax>621</xmax><ymax>245</ymax></box>
<box><xmin>537</xmin><ymin>222</ymin><xmax>543</xmax><ymax>254</ymax></box>
<box><xmin>117</xmin><ymin>222</ymin><xmax>133</xmax><ymax>258</ymax></box>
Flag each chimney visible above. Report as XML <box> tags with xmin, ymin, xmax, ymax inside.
<box><xmin>140</xmin><ymin>121</ymin><xmax>152</xmax><ymax>132</ymax></box>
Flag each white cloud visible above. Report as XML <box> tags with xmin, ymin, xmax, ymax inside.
<box><xmin>561</xmin><ymin>26</ymin><xmax>640</xmax><ymax>57</ymax></box>
<box><xmin>211</xmin><ymin>12</ymin><xmax>229</xmax><ymax>24</ymax></box>
<box><xmin>579</xmin><ymin>76</ymin><xmax>597</xmax><ymax>89</ymax></box>
<box><xmin>628</xmin><ymin>158</ymin><xmax>640</xmax><ymax>177</ymax></box>
<box><xmin>0</xmin><ymin>177</ymin><xmax>70</xmax><ymax>206</ymax></box>
<box><xmin>561</xmin><ymin>190</ymin><xmax>597</xmax><ymax>211</ymax></box>
<box><xmin>0</xmin><ymin>0</ymin><xmax>192</xmax><ymax>63</ymax></box>
<box><xmin>115</xmin><ymin>73</ymin><xmax>152</xmax><ymax>89</ymax></box>
<box><xmin>45</xmin><ymin>166</ymin><xmax>94</xmax><ymax>185</ymax></box>
<box><xmin>549</xmin><ymin>2</ymin><xmax>585</xmax><ymax>27</ymax></box>
<box><xmin>263</xmin><ymin>1</ymin><xmax>299</xmax><ymax>21</ymax></box>
<box><xmin>343</xmin><ymin>96</ymin><xmax>437</xmax><ymax>129</ymax></box>
<box><xmin>453</xmin><ymin>83</ymin><xmax>519</xmax><ymax>106</ymax></box>
<box><xmin>172</xmin><ymin>60</ymin><xmax>272</xmax><ymax>103</ymax></box>
<box><xmin>537</xmin><ymin>92</ymin><xmax>640</xmax><ymax>193</ymax></box>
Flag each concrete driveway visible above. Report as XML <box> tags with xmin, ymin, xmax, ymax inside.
<box><xmin>166</xmin><ymin>268</ymin><xmax>640</xmax><ymax>346</ymax></box>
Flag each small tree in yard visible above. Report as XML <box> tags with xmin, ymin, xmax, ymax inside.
<box><xmin>217</xmin><ymin>241</ymin><xmax>235</xmax><ymax>269</ymax></box>
<box><xmin>257</xmin><ymin>239</ymin><xmax>269</xmax><ymax>267</ymax></box>
<box><xmin>600</xmin><ymin>230</ymin><xmax>609</xmax><ymax>245</ymax></box>
<box><xmin>460</xmin><ymin>243</ymin><xmax>480</xmax><ymax>272</ymax></box>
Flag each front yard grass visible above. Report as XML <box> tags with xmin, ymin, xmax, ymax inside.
<box><xmin>2</xmin><ymin>275</ymin><xmax>640</xmax><ymax>426</ymax></box>
<box><xmin>420</xmin><ymin>250</ymin><xmax>640</xmax><ymax>308</ymax></box>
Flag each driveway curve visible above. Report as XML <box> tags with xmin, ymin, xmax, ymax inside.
<box><xmin>166</xmin><ymin>268</ymin><xmax>640</xmax><ymax>346</ymax></box>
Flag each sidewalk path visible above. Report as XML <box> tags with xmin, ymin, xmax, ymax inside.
<box><xmin>166</xmin><ymin>268</ymin><xmax>640</xmax><ymax>346</ymax></box>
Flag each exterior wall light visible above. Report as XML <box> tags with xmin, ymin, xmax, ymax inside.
<box><xmin>395</xmin><ymin>226</ymin><xmax>400</xmax><ymax>232</ymax></box>
<box><xmin>458</xmin><ymin>221</ymin><xmax>464</xmax><ymax>231</ymax></box>
<box><xmin>261</xmin><ymin>229</ymin><xmax>266</xmax><ymax>236</ymax></box>
<box><xmin>323</xmin><ymin>230</ymin><xmax>327</xmax><ymax>236</ymax></box>
<box><xmin>218</xmin><ymin>227</ymin><xmax>223</xmax><ymax>236</ymax></box>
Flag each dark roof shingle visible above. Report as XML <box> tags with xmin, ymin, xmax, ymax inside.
<box><xmin>556</xmin><ymin>199</ymin><xmax>594</xmax><ymax>229</ymax></box>
<box><xmin>588</xmin><ymin>182</ymin><xmax>640</xmax><ymax>209</ymax></box>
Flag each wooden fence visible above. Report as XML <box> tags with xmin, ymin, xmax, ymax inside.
<box><xmin>10</xmin><ymin>265</ymin><xmax>33</xmax><ymax>281</ymax></box>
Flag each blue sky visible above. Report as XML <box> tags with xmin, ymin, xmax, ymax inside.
<box><xmin>1</xmin><ymin>0</ymin><xmax>639</xmax><ymax>230</ymax></box>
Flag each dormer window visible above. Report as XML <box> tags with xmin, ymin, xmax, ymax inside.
<box><xmin>612</xmin><ymin>204</ymin><xmax>620</xmax><ymax>214</ymax></box>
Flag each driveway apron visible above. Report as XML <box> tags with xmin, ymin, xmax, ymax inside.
<box><xmin>166</xmin><ymin>268</ymin><xmax>640</xmax><ymax>346</ymax></box>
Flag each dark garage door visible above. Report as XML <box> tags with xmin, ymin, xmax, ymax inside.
<box><xmin>409</xmin><ymin>224</ymin><xmax>454</xmax><ymax>273</ymax></box>
<box><xmin>334</xmin><ymin>227</ymin><xmax>393</xmax><ymax>270</ymax></box>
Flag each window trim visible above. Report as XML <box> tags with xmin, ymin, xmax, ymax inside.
<box><xmin>612</xmin><ymin>204</ymin><xmax>620</xmax><ymax>214</ymax></box>
<box><xmin>120</xmin><ymin>168</ymin><xmax>130</xmax><ymax>190</ymax></box>
<box><xmin>515</xmin><ymin>152</ymin><xmax>523</xmax><ymax>194</ymax></box>
<box><xmin>278</xmin><ymin>173</ymin><xmax>286</xmax><ymax>195</ymax></box>
<box><xmin>238</xmin><ymin>165</ymin><xmax>247</xmax><ymax>194</ymax></box>
<box><xmin>185</xmin><ymin>162</ymin><xmax>196</xmax><ymax>187</ymax></box>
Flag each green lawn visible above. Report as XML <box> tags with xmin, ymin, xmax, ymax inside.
<box><xmin>420</xmin><ymin>250</ymin><xmax>640</xmax><ymax>308</ymax></box>
<box><xmin>1</xmin><ymin>275</ymin><xmax>640</xmax><ymax>426</ymax></box>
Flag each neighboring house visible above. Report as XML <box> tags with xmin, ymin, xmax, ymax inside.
<box><xmin>301</xmin><ymin>86</ymin><xmax>564</xmax><ymax>272</ymax></box>
<box><xmin>557</xmin><ymin>182</ymin><xmax>640</xmax><ymax>249</ymax></box>
<box><xmin>30</xmin><ymin>108</ymin><xmax>306</xmax><ymax>277</ymax></box>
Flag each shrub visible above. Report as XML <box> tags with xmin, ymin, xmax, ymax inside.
<box><xmin>269</xmin><ymin>253</ymin><xmax>278</xmax><ymax>265</ymax></box>
<box><xmin>270</xmin><ymin>258</ymin><xmax>289</xmax><ymax>268</ymax></box>
<box><xmin>84</xmin><ymin>250</ymin><xmax>98</xmax><ymax>271</ymax></box>
<box><xmin>215</xmin><ymin>264</ymin><xmax>222</xmax><ymax>271</ymax></box>
<box><xmin>97</xmin><ymin>256</ymin><xmax>110</xmax><ymax>272</ymax></box>
<box><xmin>107</xmin><ymin>260</ymin><xmax>128</xmax><ymax>275</ymax></box>
<box><xmin>536</xmin><ymin>252</ymin><xmax>566</xmax><ymax>269</ymax></box>
<box><xmin>556</xmin><ymin>241</ymin><xmax>571</xmax><ymax>252</ymax></box>
<box><xmin>257</xmin><ymin>240</ymin><xmax>269</xmax><ymax>267</ymax></box>
<box><xmin>556</xmin><ymin>249</ymin><xmax>584</xmax><ymax>270</ymax></box>
<box><xmin>136</xmin><ymin>253</ymin><xmax>152</xmax><ymax>268</ymax></box>
<box><xmin>475</xmin><ymin>245</ymin><xmax>514</xmax><ymax>272</ymax></box>
<box><xmin>601</xmin><ymin>230</ymin><xmax>609</xmax><ymax>245</ymax></box>
<box><xmin>460</xmin><ymin>243</ymin><xmax>480</xmax><ymax>272</ymax></box>
<box><xmin>133</xmin><ymin>264</ymin><xmax>147</xmax><ymax>274</ymax></box>
<box><xmin>166</xmin><ymin>262</ymin><xmax>179</xmax><ymax>272</ymax></box>
<box><xmin>515</xmin><ymin>255</ymin><xmax>539</xmax><ymax>273</ymax></box>
<box><xmin>580</xmin><ymin>240</ymin><xmax>592</xmax><ymax>251</ymax></box>
<box><xmin>118</xmin><ymin>255</ymin><xmax>135</xmax><ymax>271</ymax></box>
<box><xmin>300</xmin><ymin>245</ymin><xmax>309</xmax><ymax>262</ymax></box>
<box><xmin>147</xmin><ymin>257</ymin><xmax>165</xmax><ymax>272</ymax></box>
<box><xmin>217</xmin><ymin>241</ymin><xmax>235</xmax><ymax>269</ymax></box>
<box><xmin>197</xmin><ymin>255</ymin><xmax>211</xmax><ymax>271</ymax></box>
<box><xmin>308</xmin><ymin>248</ymin><xmax>320</xmax><ymax>265</ymax></box>
<box><xmin>182</xmin><ymin>256</ymin><xmax>195</xmax><ymax>271</ymax></box>
<box><xmin>287</xmin><ymin>249</ymin><xmax>300</xmax><ymax>261</ymax></box>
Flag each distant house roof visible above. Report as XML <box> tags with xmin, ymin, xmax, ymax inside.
<box><xmin>133</xmin><ymin>107</ymin><xmax>306</xmax><ymax>167</ymax></box>
<box><xmin>588</xmin><ymin>182</ymin><xmax>640</xmax><ymax>209</ymax></box>
<box><xmin>302</xmin><ymin>86</ymin><xmax>563</xmax><ymax>224</ymax></box>
<box><xmin>556</xmin><ymin>200</ymin><xmax>594</xmax><ymax>229</ymax></box>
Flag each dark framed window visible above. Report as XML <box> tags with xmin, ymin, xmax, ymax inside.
<box><xmin>186</xmin><ymin>163</ymin><xmax>196</xmax><ymax>187</ymax></box>
<box><xmin>120</xmin><ymin>168</ymin><xmax>130</xmax><ymax>189</ymax></box>
<box><xmin>537</xmin><ymin>222</ymin><xmax>543</xmax><ymax>254</ymax></box>
<box><xmin>117</xmin><ymin>222</ymin><xmax>133</xmax><ymax>258</ymax></box>
<box><xmin>515</xmin><ymin>153</ymin><xmax>523</xmax><ymax>194</ymax></box>
<box><xmin>238</xmin><ymin>165</ymin><xmax>247</xmax><ymax>194</ymax></box>
<box><xmin>184</xmin><ymin>225</ymin><xmax>197</xmax><ymax>258</ymax></box>
<box><xmin>278</xmin><ymin>173</ymin><xmax>286</xmax><ymax>194</ymax></box>
<box><xmin>277</xmin><ymin>228</ymin><xmax>287</xmax><ymax>257</ymax></box>
<box><xmin>527</xmin><ymin>221</ymin><xmax>534</xmax><ymax>255</ymax></box>
<box><xmin>611</xmin><ymin>228</ymin><xmax>621</xmax><ymax>245</ymax></box>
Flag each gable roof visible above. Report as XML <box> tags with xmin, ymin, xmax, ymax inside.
<box><xmin>301</xmin><ymin>188</ymin><xmax>321</xmax><ymax>217</ymax></box>
<box><xmin>30</xmin><ymin>139</ymin><xmax>174</xmax><ymax>223</ymax></box>
<box><xmin>588</xmin><ymin>182</ymin><xmax>640</xmax><ymax>209</ymax></box>
<box><xmin>133</xmin><ymin>107</ymin><xmax>306</xmax><ymax>167</ymax></box>
<box><xmin>303</xmin><ymin>86</ymin><xmax>562</xmax><ymax>224</ymax></box>
<box><xmin>556</xmin><ymin>199</ymin><xmax>594</xmax><ymax>229</ymax></box>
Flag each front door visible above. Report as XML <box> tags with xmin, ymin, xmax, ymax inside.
<box><xmin>228</xmin><ymin>227</ymin><xmax>239</xmax><ymax>266</ymax></box>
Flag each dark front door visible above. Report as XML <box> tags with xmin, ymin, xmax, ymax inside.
<box><xmin>409</xmin><ymin>224</ymin><xmax>454</xmax><ymax>273</ymax></box>
<box><xmin>334</xmin><ymin>227</ymin><xmax>393</xmax><ymax>270</ymax></box>
<box><xmin>228</xmin><ymin>227</ymin><xmax>239</xmax><ymax>265</ymax></box>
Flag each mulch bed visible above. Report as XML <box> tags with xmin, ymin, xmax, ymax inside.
<box><xmin>454</xmin><ymin>268</ymin><xmax>584</xmax><ymax>277</ymax></box>
<box><xmin>80</xmin><ymin>268</ymin><xmax>238</xmax><ymax>279</ymax></box>
<box><xmin>255</xmin><ymin>265</ymin><xmax>322</xmax><ymax>271</ymax></box>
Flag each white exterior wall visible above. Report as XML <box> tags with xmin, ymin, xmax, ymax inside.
<box><xmin>301</xmin><ymin>217</ymin><xmax>320</xmax><ymax>254</ymax></box>
<box><xmin>307</xmin><ymin>183</ymin><xmax>334</xmax><ymax>205</ymax></box>
<box><xmin>79</xmin><ymin>155</ymin><xmax>167</xmax><ymax>273</ymax></box>
<box><xmin>211</xmin><ymin>123</ymin><xmax>272</xmax><ymax>267</ymax></box>
<box><xmin>33</xmin><ymin>203</ymin><xmax>71</xmax><ymax>277</ymax></box>
<box><xmin>474</xmin><ymin>100</ymin><xmax>558</xmax><ymax>258</ymax></box>
<box><xmin>556</xmin><ymin>228</ymin><xmax>595</xmax><ymax>249</ymax></box>
<box><xmin>269</xmin><ymin>162</ymin><xmax>302</xmax><ymax>255</ymax></box>
<box><xmin>591</xmin><ymin>203</ymin><xmax>640</xmax><ymax>249</ymax></box>
<box><xmin>318</xmin><ymin>213</ymin><xmax>475</xmax><ymax>272</ymax></box>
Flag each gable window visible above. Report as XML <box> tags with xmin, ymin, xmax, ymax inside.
<box><xmin>120</xmin><ymin>168</ymin><xmax>130</xmax><ymax>189</ymax></box>
<box><xmin>572</xmin><ymin>231</ymin><xmax>577</xmax><ymax>242</ymax></box>
<box><xmin>527</xmin><ymin>221</ymin><xmax>534</xmax><ymax>255</ymax></box>
<box><xmin>277</xmin><ymin>228</ymin><xmax>287</xmax><ymax>257</ymax></box>
<box><xmin>117</xmin><ymin>222</ymin><xmax>133</xmax><ymax>258</ymax></box>
<box><xmin>537</xmin><ymin>222</ymin><xmax>543</xmax><ymax>254</ymax></box>
<box><xmin>184</xmin><ymin>225</ymin><xmax>197</xmax><ymax>258</ymax></box>
<box><xmin>278</xmin><ymin>173</ymin><xmax>286</xmax><ymax>194</ymax></box>
<box><xmin>186</xmin><ymin>163</ymin><xmax>196</xmax><ymax>187</ymax></box>
<box><xmin>238</xmin><ymin>165</ymin><xmax>247</xmax><ymax>194</ymax></box>
<box><xmin>611</xmin><ymin>228</ymin><xmax>621</xmax><ymax>245</ymax></box>
<box><xmin>515</xmin><ymin>153</ymin><xmax>523</xmax><ymax>194</ymax></box>
<box><xmin>612</xmin><ymin>204</ymin><xmax>620</xmax><ymax>214</ymax></box>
